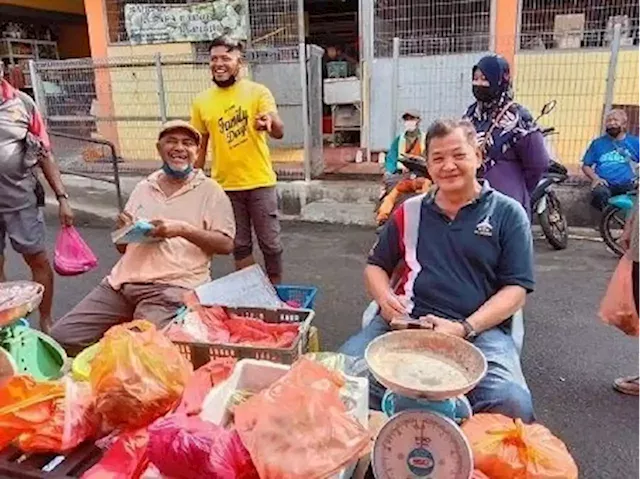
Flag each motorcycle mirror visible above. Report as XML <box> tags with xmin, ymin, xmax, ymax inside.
<box><xmin>540</xmin><ymin>100</ymin><xmax>557</xmax><ymax>116</ymax></box>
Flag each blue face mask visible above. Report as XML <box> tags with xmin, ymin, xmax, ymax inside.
<box><xmin>162</xmin><ymin>162</ymin><xmax>193</xmax><ymax>179</ymax></box>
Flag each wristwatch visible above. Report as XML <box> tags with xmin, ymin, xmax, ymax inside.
<box><xmin>461</xmin><ymin>320</ymin><xmax>478</xmax><ymax>341</ymax></box>
<box><xmin>56</xmin><ymin>193</ymin><xmax>69</xmax><ymax>201</ymax></box>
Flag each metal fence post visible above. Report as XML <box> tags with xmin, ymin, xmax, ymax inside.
<box><xmin>390</xmin><ymin>38</ymin><xmax>401</xmax><ymax>142</ymax></box>
<box><xmin>28</xmin><ymin>60</ymin><xmax>47</xmax><ymax>119</ymax></box>
<box><xmin>360</xmin><ymin>0</ymin><xmax>374</xmax><ymax>161</ymax></box>
<box><xmin>155</xmin><ymin>52</ymin><xmax>168</xmax><ymax>123</ymax></box>
<box><xmin>602</xmin><ymin>22</ymin><xmax>622</xmax><ymax>132</ymax></box>
<box><xmin>297</xmin><ymin>0</ymin><xmax>312</xmax><ymax>182</ymax></box>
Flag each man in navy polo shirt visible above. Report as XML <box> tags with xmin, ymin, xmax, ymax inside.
<box><xmin>340</xmin><ymin>118</ymin><xmax>535</xmax><ymax>422</ymax></box>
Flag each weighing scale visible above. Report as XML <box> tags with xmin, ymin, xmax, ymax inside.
<box><xmin>365</xmin><ymin>330</ymin><xmax>487</xmax><ymax>479</ymax></box>
<box><xmin>0</xmin><ymin>281</ymin><xmax>67</xmax><ymax>381</ymax></box>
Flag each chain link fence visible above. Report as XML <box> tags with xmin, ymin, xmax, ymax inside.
<box><xmin>32</xmin><ymin>44</ymin><xmax>323</xmax><ymax>180</ymax></box>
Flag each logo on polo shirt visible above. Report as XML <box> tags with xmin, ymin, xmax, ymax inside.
<box><xmin>474</xmin><ymin>215</ymin><xmax>493</xmax><ymax>237</ymax></box>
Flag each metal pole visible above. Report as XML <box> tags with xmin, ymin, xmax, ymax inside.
<box><xmin>390</xmin><ymin>38</ymin><xmax>400</xmax><ymax>142</ymax></box>
<box><xmin>155</xmin><ymin>52</ymin><xmax>167</xmax><ymax>123</ymax></box>
<box><xmin>360</xmin><ymin>0</ymin><xmax>374</xmax><ymax>161</ymax></box>
<box><xmin>28</xmin><ymin>60</ymin><xmax>47</xmax><ymax>119</ymax></box>
<box><xmin>602</xmin><ymin>22</ymin><xmax>622</xmax><ymax>133</ymax></box>
<box><xmin>297</xmin><ymin>0</ymin><xmax>312</xmax><ymax>181</ymax></box>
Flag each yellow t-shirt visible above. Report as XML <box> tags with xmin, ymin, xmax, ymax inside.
<box><xmin>190</xmin><ymin>80</ymin><xmax>278</xmax><ymax>191</ymax></box>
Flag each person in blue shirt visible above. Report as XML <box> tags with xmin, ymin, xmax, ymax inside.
<box><xmin>384</xmin><ymin>109</ymin><xmax>426</xmax><ymax>175</ymax></box>
<box><xmin>582</xmin><ymin>109</ymin><xmax>639</xmax><ymax>211</ymax></box>
<box><xmin>341</xmin><ymin>118</ymin><xmax>536</xmax><ymax>422</ymax></box>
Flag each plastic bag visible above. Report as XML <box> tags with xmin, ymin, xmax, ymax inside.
<box><xmin>148</xmin><ymin>414</ymin><xmax>258</xmax><ymax>479</ymax></box>
<box><xmin>599</xmin><ymin>255</ymin><xmax>639</xmax><ymax>336</ymax></box>
<box><xmin>234</xmin><ymin>358</ymin><xmax>370</xmax><ymax>479</ymax></box>
<box><xmin>176</xmin><ymin>358</ymin><xmax>236</xmax><ymax>415</ymax></box>
<box><xmin>0</xmin><ymin>375</ymin><xmax>98</xmax><ymax>453</ymax></box>
<box><xmin>0</xmin><ymin>375</ymin><xmax>64</xmax><ymax>450</ymax></box>
<box><xmin>461</xmin><ymin>413</ymin><xmax>578</xmax><ymax>479</ymax></box>
<box><xmin>16</xmin><ymin>378</ymin><xmax>99</xmax><ymax>453</ymax></box>
<box><xmin>82</xmin><ymin>428</ymin><xmax>150</xmax><ymax>479</ymax></box>
<box><xmin>54</xmin><ymin>226</ymin><xmax>98</xmax><ymax>276</ymax></box>
<box><xmin>90</xmin><ymin>320</ymin><xmax>192</xmax><ymax>430</ymax></box>
<box><xmin>472</xmin><ymin>470</ymin><xmax>490</xmax><ymax>479</ymax></box>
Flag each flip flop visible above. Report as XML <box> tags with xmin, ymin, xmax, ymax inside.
<box><xmin>613</xmin><ymin>375</ymin><xmax>640</xmax><ymax>396</ymax></box>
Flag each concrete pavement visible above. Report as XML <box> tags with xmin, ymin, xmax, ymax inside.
<box><xmin>2</xmin><ymin>222</ymin><xmax>637</xmax><ymax>478</ymax></box>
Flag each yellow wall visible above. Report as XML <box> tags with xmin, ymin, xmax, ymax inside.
<box><xmin>515</xmin><ymin>49</ymin><xmax>639</xmax><ymax>165</ymax></box>
<box><xmin>107</xmin><ymin>43</ymin><xmax>211</xmax><ymax>161</ymax></box>
<box><xmin>0</xmin><ymin>0</ymin><xmax>85</xmax><ymax>15</ymax></box>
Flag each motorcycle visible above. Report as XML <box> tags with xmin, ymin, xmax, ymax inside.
<box><xmin>531</xmin><ymin>100</ymin><xmax>569</xmax><ymax>250</ymax></box>
<box><xmin>599</xmin><ymin>182</ymin><xmax>637</xmax><ymax>257</ymax></box>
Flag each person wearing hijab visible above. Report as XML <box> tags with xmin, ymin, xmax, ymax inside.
<box><xmin>384</xmin><ymin>109</ymin><xmax>426</xmax><ymax>176</ymax></box>
<box><xmin>463</xmin><ymin>54</ymin><xmax>550</xmax><ymax>217</ymax></box>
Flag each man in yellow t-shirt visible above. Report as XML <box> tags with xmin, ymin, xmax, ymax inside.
<box><xmin>191</xmin><ymin>37</ymin><xmax>285</xmax><ymax>284</ymax></box>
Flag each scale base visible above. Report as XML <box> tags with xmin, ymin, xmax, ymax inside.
<box><xmin>381</xmin><ymin>390</ymin><xmax>472</xmax><ymax>424</ymax></box>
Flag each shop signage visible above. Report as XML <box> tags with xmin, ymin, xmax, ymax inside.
<box><xmin>124</xmin><ymin>1</ymin><xmax>248</xmax><ymax>45</ymax></box>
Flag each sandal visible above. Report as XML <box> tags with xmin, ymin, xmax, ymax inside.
<box><xmin>613</xmin><ymin>375</ymin><xmax>640</xmax><ymax>396</ymax></box>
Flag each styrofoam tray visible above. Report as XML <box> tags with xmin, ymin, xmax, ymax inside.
<box><xmin>200</xmin><ymin>359</ymin><xmax>369</xmax><ymax>479</ymax></box>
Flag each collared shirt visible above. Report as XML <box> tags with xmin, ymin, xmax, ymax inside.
<box><xmin>0</xmin><ymin>80</ymin><xmax>51</xmax><ymax>212</ymax></box>
<box><xmin>368</xmin><ymin>181</ymin><xmax>535</xmax><ymax>320</ymax></box>
<box><xmin>107</xmin><ymin>170</ymin><xmax>236</xmax><ymax>290</ymax></box>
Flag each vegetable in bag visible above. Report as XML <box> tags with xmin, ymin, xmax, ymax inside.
<box><xmin>89</xmin><ymin>320</ymin><xmax>192</xmax><ymax>430</ymax></box>
<box><xmin>461</xmin><ymin>413</ymin><xmax>578</xmax><ymax>479</ymax></box>
<box><xmin>54</xmin><ymin>226</ymin><xmax>98</xmax><ymax>276</ymax></box>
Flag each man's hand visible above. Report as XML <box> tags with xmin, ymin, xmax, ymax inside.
<box><xmin>149</xmin><ymin>219</ymin><xmax>190</xmax><ymax>239</ymax></box>
<box><xmin>115</xmin><ymin>211</ymin><xmax>134</xmax><ymax>229</ymax></box>
<box><xmin>419</xmin><ymin>314</ymin><xmax>465</xmax><ymax>338</ymax></box>
<box><xmin>58</xmin><ymin>199</ymin><xmax>74</xmax><ymax>227</ymax></box>
<box><xmin>378</xmin><ymin>291</ymin><xmax>408</xmax><ymax>322</ymax></box>
<box><xmin>591</xmin><ymin>177</ymin><xmax>608</xmax><ymax>189</ymax></box>
<box><xmin>255</xmin><ymin>114</ymin><xmax>273</xmax><ymax>133</ymax></box>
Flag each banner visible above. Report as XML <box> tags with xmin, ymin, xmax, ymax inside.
<box><xmin>124</xmin><ymin>1</ymin><xmax>249</xmax><ymax>45</ymax></box>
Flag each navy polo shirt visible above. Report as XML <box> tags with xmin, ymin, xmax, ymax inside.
<box><xmin>368</xmin><ymin>181</ymin><xmax>534</xmax><ymax>320</ymax></box>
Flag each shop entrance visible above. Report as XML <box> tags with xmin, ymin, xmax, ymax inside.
<box><xmin>305</xmin><ymin>0</ymin><xmax>360</xmax><ymax>148</ymax></box>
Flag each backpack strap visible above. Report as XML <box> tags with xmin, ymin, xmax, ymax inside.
<box><xmin>480</xmin><ymin>101</ymin><xmax>515</xmax><ymax>158</ymax></box>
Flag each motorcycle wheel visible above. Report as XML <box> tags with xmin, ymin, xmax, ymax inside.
<box><xmin>599</xmin><ymin>204</ymin><xmax>626</xmax><ymax>257</ymax></box>
<box><xmin>538</xmin><ymin>190</ymin><xmax>568</xmax><ymax>250</ymax></box>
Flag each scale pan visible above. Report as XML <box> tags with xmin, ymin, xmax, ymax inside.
<box><xmin>365</xmin><ymin>330</ymin><xmax>487</xmax><ymax>401</ymax></box>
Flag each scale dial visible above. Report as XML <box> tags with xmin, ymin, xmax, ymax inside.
<box><xmin>372</xmin><ymin>410</ymin><xmax>473</xmax><ymax>479</ymax></box>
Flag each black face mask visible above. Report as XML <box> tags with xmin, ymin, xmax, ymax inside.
<box><xmin>472</xmin><ymin>85</ymin><xmax>494</xmax><ymax>103</ymax></box>
<box><xmin>213</xmin><ymin>75</ymin><xmax>237</xmax><ymax>88</ymax></box>
<box><xmin>606</xmin><ymin>126</ymin><xmax>622</xmax><ymax>138</ymax></box>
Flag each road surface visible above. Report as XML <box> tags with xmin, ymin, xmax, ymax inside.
<box><xmin>3</xmin><ymin>222</ymin><xmax>638</xmax><ymax>478</ymax></box>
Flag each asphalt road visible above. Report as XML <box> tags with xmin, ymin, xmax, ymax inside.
<box><xmin>3</xmin><ymin>222</ymin><xmax>638</xmax><ymax>478</ymax></box>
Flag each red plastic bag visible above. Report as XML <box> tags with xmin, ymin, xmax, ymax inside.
<box><xmin>82</xmin><ymin>428</ymin><xmax>150</xmax><ymax>479</ymax></box>
<box><xmin>599</xmin><ymin>254</ymin><xmax>639</xmax><ymax>336</ymax></box>
<box><xmin>0</xmin><ymin>375</ymin><xmax>98</xmax><ymax>453</ymax></box>
<box><xmin>234</xmin><ymin>358</ymin><xmax>370</xmax><ymax>479</ymax></box>
<box><xmin>54</xmin><ymin>226</ymin><xmax>98</xmax><ymax>276</ymax></box>
<box><xmin>90</xmin><ymin>320</ymin><xmax>192</xmax><ymax>430</ymax></box>
<box><xmin>177</xmin><ymin>358</ymin><xmax>236</xmax><ymax>415</ymax></box>
<box><xmin>148</xmin><ymin>414</ymin><xmax>258</xmax><ymax>479</ymax></box>
<box><xmin>461</xmin><ymin>413</ymin><xmax>578</xmax><ymax>479</ymax></box>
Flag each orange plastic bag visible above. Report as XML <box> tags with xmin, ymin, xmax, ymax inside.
<box><xmin>461</xmin><ymin>414</ymin><xmax>578</xmax><ymax>479</ymax></box>
<box><xmin>82</xmin><ymin>428</ymin><xmax>150</xmax><ymax>479</ymax></box>
<box><xmin>599</xmin><ymin>255</ymin><xmax>639</xmax><ymax>336</ymax></box>
<box><xmin>0</xmin><ymin>375</ymin><xmax>98</xmax><ymax>453</ymax></box>
<box><xmin>0</xmin><ymin>376</ymin><xmax>64</xmax><ymax>450</ymax></box>
<box><xmin>234</xmin><ymin>358</ymin><xmax>370</xmax><ymax>479</ymax></box>
<box><xmin>90</xmin><ymin>320</ymin><xmax>192</xmax><ymax>430</ymax></box>
<box><xmin>472</xmin><ymin>471</ymin><xmax>490</xmax><ymax>479</ymax></box>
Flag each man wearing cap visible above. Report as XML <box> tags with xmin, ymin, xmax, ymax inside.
<box><xmin>50</xmin><ymin>121</ymin><xmax>235</xmax><ymax>355</ymax></box>
<box><xmin>384</xmin><ymin>110</ymin><xmax>426</xmax><ymax>175</ymax></box>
